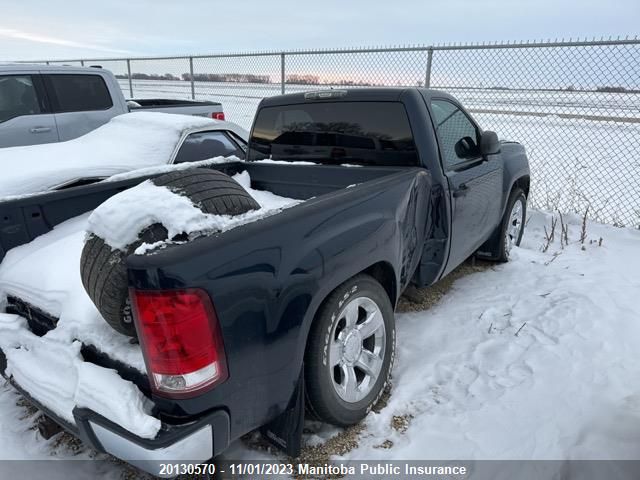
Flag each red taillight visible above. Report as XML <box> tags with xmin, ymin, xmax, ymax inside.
<box><xmin>211</xmin><ymin>112</ymin><xmax>225</xmax><ymax>121</ymax></box>
<box><xmin>130</xmin><ymin>288</ymin><xmax>228</xmax><ymax>398</ymax></box>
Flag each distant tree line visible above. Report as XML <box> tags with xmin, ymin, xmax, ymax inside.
<box><xmin>182</xmin><ymin>73</ymin><xmax>271</xmax><ymax>83</ymax></box>
<box><xmin>285</xmin><ymin>75</ymin><xmax>374</xmax><ymax>86</ymax></box>
<box><xmin>115</xmin><ymin>73</ymin><xmax>180</xmax><ymax>81</ymax></box>
<box><xmin>115</xmin><ymin>72</ymin><xmax>270</xmax><ymax>83</ymax></box>
<box><xmin>116</xmin><ymin>72</ymin><xmax>375</xmax><ymax>86</ymax></box>
<box><xmin>486</xmin><ymin>85</ymin><xmax>640</xmax><ymax>93</ymax></box>
<box><xmin>332</xmin><ymin>79</ymin><xmax>375</xmax><ymax>86</ymax></box>
<box><xmin>595</xmin><ymin>86</ymin><xmax>640</xmax><ymax>93</ymax></box>
<box><xmin>114</xmin><ymin>74</ymin><xmax>637</xmax><ymax>92</ymax></box>
<box><xmin>285</xmin><ymin>74</ymin><xmax>320</xmax><ymax>85</ymax></box>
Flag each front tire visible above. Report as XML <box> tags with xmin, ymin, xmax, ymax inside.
<box><xmin>495</xmin><ymin>188</ymin><xmax>527</xmax><ymax>262</ymax></box>
<box><xmin>304</xmin><ymin>274</ymin><xmax>395</xmax><ymax>427</ymax></box>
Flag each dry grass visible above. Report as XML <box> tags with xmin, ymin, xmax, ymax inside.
<box><xmin>397</xmin><ymin>259</ymin><xmax>491</xmax><ymax>313</ymax></box>
<box><xmin>374</xmin><ymin>439</ymin><xmax>394</xmax><ymax>450</ymax></box>
<box><xmin>292</xmin><ymin>423</ymin><xmax>366</xmax><ymax>479</ymax></box>
<box><xmin>391</xmin><ymin>414</ymin><xmax>413</xmax><ymax>434</ymax></box>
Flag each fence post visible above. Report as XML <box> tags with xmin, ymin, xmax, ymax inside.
<box><xmin>189</xmin><ymin>57</ymin><xmax>195</xmax><ymax>100</ymax></box>
<box><xmin>425</xmin><ymin>48</ymin><xmax>434</xmax><ymax>88</ymax></box>
<box><xmin>126</xmin><ymin>59</ymin><xmax>133</xmax><ymax>98</ymax></box>
<box><xmin>281</xmin><ymin>53</ymin><xmax>286</xmax><ymax>94</ymax></box>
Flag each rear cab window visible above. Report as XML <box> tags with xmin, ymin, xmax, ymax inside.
<box><xmin>248</xmin><ymin>101</ymin><xmax>418</xmax><ymax>166</ymax></box>
<box><xmin>0</xmin><ymin>75</ymin><xmax>42</xmax><ymax>123</ymax></box>
<box><xmin>174</xmin><ymin>130</ymin><xmax>246</xmax><ymax>163</ymax></box>
<box><xmin>44</xmin><ymin>74</ymin><xmax>113</xmax><ymax>112</ymax></box>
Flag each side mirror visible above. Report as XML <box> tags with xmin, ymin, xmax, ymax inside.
<box><xmin>454</xmin><ymin>136</ymin><xmax>477</xmax><ymax>159</ymax></box>
<box><xmin>480</xmin><ymin>131</ymin><xmax>501</xmax><ymax>156</ymax></box>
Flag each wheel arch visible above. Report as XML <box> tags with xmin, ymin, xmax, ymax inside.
<box><xmin>512</xmin><ymin>174</ymin><xmax>530</xmax><ymax>198</ymax></box>
<box><xmin>362</xmin><ymin>261</ymin><xmax>398</xmax><ymax>307</ymax></box>
<box><xmin>301</xmin><ymin>260</ymin><xmax>398</xmax><ymax>353</ymax></box>
<box><xmin>477</xmin><ymin>176</ymin><xmax>529</xmax><ymax>260</ymax></box>
<box><xmin>499</xmin><ymin>174</ymin><xmax>530</xmax><ymax>220</ymax></box>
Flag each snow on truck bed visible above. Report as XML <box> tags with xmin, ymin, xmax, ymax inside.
<box><xmin>0</xmin><ymin>112</ymin><xmax>217</xmax><ymax>197</ymax></box>
<box><xmin>88</xmin><ymin>171</ymin><xmax>299</xmax><ymax>251</ymax></box>
<box><xmin>0</xmin><ymin>172</ymin><xmax>299</xmax><ymax>438</ymax></box>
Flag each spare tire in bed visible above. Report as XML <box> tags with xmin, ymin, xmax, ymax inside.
<box><xmin>80</xmin><ymin>169</ymin><xmax>260</xmax><ymax>337</ymax></box>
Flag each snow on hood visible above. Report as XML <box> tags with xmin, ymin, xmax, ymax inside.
<box><xmin>0</xmin><ymin>112</ymin><xmax>217</xmax><ymax>197</ymax></box>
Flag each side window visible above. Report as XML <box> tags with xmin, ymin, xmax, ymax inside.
<box><xmin>430</xmin><ymin>99</ymin><xmax>480</xmax><ymax>169</ymax></box>
<box><xmin>0</xmin><ymin>75</ymin><xmax>41</xmax><ymax>123</ymax></box>
<box><xmin>174</xmin><ymin>131</ymin><xmax>245</xmax><ymax>164</ymax></box>
<box><xmin>45</xmin><ymin>74</ymin><xmax>113</xmax><ymax>112</ymax></box>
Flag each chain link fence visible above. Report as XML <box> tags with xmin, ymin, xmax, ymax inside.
<box><xmin>38</xmin><ymin>39</ymin><xmax>640</xmax><ymax>227</ymax></box>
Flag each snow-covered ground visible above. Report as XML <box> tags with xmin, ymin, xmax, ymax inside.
<box><xmin>343</xmin><ymin>211</ymin><xmax>640</xmax><ymax>461</ymax></box>
<box><xmin>119</xmin><ymin>80</ymin><xmax>640</xmax><ymax>123</ymax></box>
<box><xmin>1</xmin><ymin>208</ymin><xmax>638</xmax><ymax>477</ymax></box>
<box><xmin>476</xmin><ymin>113</ymin><xmax>640</xmax><ymax>227</ymax></box>
<box><xmin>0</xmin><ymin>385</ymin><xmax>129</xmax><ymax>479</ymax></box>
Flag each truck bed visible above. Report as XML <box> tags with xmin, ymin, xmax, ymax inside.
<box><xmin>0</xmin><ymin>162</ymin><xmax>419</xmax><ymax>262</ymax></box>
<box><xmin>128</xmin><ymin>98</ymin><xmax>223</xmax><ymax>117</ymax></box>
<box><xmin>0</xmin><ymin>162</ymin><xmax>431</xmax><ymax>437</ymax></box>
<box><xmin>0</xmin><ymin>167</ymin><xmax>305</xmax><ymax>442</ymax></box>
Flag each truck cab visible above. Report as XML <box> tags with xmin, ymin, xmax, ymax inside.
<box><xmin>0</xmin><ymin>64</ymin><xmax>225</xmax><ymax>148</ymax></box>
<box><xmin>0</xmin><ymin>64</ymin><xmax>127</xmax><ymax>147</ymax></box>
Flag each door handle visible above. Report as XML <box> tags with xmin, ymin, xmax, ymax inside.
<box><xmin>453</xmin><ymin>183</ymin><xmax>468</xmax><ymax>198</ymax></box>
<box><xmin>30</xmin><ymin>127</ymin><xmax>52</xmax><ymax>133</ymax></box>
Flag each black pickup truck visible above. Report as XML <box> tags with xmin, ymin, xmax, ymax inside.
<box><xmin>0</xmin><ymin>88</ymin><xmax>529</xmax><ymax>474</ymax></box>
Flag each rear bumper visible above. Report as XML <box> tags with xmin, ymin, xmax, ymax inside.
<box><xmin>4</xmin><ymin>375</ymin><xmax>230</xmax><ymax>477</ymax></box>
<box><xmin>75</xmin><ymin>407</ymin><xmax>230</xmax><ymax>477</ymax></box>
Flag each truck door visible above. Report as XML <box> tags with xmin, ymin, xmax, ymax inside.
<box><xmin>42</xmin><ymin>73</ymin><xmax>118</xmax><ymax>141</ymax></box>
<box><xmin>429</xmin><ymin>99</ymin><xmax>502</xmax><ymax>272</ymax></box>
<box><xmin>0</xmin><ymin>74</ymin><xmax>59</xmax><ymax>147</ymax></box>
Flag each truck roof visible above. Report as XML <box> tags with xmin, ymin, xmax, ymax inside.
<box><xmin>258</xmin><ymin>87</ymin><xmax>455</xmax><ymax>107</ymax></box>
<box><xmin>0</xmin><ymin>63</ymin><xmax>107</xmax><ymax>74</ymax></box>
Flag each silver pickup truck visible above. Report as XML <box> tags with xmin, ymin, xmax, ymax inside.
<box><xmin>0</xmin><ymin>64</ymin><xmax>225</xmax><ymax>148</ymax></box>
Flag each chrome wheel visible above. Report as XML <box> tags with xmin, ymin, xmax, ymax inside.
<box><xmin>505</xmin><ymin>197</ymin><xmax>525</xmax><ymax>254</ymax></box>
<box><xmin>328</xmin><ymin>296</ymin><xmax>386</xmax><ymax>403</ymax></box>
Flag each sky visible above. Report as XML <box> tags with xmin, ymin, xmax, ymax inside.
<box><xmin>1</xmin><ymin>0</ymin><xmax>639</xmax><ymax>61</ymax></box>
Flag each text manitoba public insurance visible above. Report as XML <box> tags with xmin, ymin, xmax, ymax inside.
<box><xmin>297</xmin><ymin>463</ymin><xmax>468</xmax><ymax>476</ymax></box>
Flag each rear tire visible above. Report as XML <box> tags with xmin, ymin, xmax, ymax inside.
<box><xmin>304</xmin><ymin>274</ymin><xmax>395</xmax><ymax>427</ymax></box>
<box><xmin>80</xmin><ymin>169</ymin><xmax>260</xmax><ymax>337</ymax></box>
